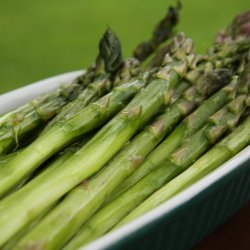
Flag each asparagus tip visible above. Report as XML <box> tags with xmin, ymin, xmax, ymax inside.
<box><xmin>216</xmin><ymin>11</ymin><xmax>250</xmax><ymax>43</ymax></box>
<box><xmin>133</xmin><ymin>2</ymin><xmax>181</xmax><ymax>61</ymax></box>
<box><xmin>99</xmin><ymin>27</ymin><xmax>123</xmax><ymax>74</ymax></box>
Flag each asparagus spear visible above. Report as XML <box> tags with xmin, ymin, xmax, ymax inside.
<box><xmin>207</xmin><ymin>11</ymin><xmax>250</xmax><ymax>72</ymax></box>
<box><xmin>0</xmin><ymin>142</ymin><xmax>91</xmax><ymax>201</ymax></box>
<box><xmin>2</xmin><ymin>203</ymin><xmax>56</xmax><ymax>250</ymax></box>
<box><xmin>0</xmin><ymin>28</ymin><xmax>123</xmax><ymax>157</ymax></box>
<box><xmin>116</xmin><ymin>114</ymin><xmax>250</xmax><ymax>227</ymax></box>
<box><xmin>0</xmin><ymin>104</ymin><xmax>33</xmax><ymax>127</ymax></box>
<box><xmin>2</xmin><ymin>131</ymin><xmax>96</xmax><ymax>249</ymax></box>
<box><xmin>113</xmin><ymin>77</ymin><xmax>238</xmax><ymax>197</ymax></box>
<box><xmin>0</xmin><ymin>33</ymin><xmax>194</xmax><ymax>246</ymax></box>
<box><xmin>0</xmin><ymin>150</ymin><xmax>27</xmax><ymax>197</ymax></box>
<box><xmin>20</xmin><ymin>67</ymin><xmax>230</xmax><ymax>250</ymax></box>
<box><xmin>0</xmin><ymin>86</ymin><xmax>80</xmax><ymax>128</ymax></box>
<box><xmin>0</xmin><ymin>151</ymin><xmax>20</xmax><ymax>170</ymax></box>
<box><xmin>65</xmin><ymin>92</ymin><xmax>248</xmax><ymax>248</ymax></box>
<box><xmin>0</xmin><ymin>77</ymin><xmax>145</xmax><ymax>198</ymax></box>
<box><xmin>0</xmin><ymin>94</ymin><xmax>69</xmax><ymax>156</ymax></box>
<box><xmin>1</xmin><ymin>143</ymin><xmax>84</xmax><ymax>250</ymax></box>
<box><xmin>44</xmin><ymin>58</ymin><xmax>140</xmax><ymax>133</ymax></box>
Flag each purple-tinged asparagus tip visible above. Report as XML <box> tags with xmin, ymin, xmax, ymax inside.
<box><xmin>216</xmin><ymin>11</ymin><xmax>250</xmax><ymax>43</ymax></box>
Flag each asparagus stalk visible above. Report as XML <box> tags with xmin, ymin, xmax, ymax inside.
<box><xmin>0</xmin><ymin>104</ymin><xmax>34</xmax><ymax>127</ymax></box>
<box><xmin>1</xmin><ymin>144</ymin><xmax>83</xmax><ymax>250</ymax></box>
<box><xmin>2</xmin><ymin>203</ymin><xmax>56</xmax><ymax>250</ymax></box>
<box><xmin>0</xmin><ymin>77</ymin><xmax>145</xmax><ymax>198</ymax></box>
<box><xmin>113</xmin><ymin>77</ymin><xmax>238</xmax><ymax>197</ymax></box>
<box><xmin>0</xmin><ymin>150</ymin><xmax>26</xmax><ymax>197</ymax></box>
<box><xmin>32</xmin><ymin>133</ymin><xmax>94</xmax><ymax>180</ymax></box>
<box><xmin>0</xmin><ymin>95</ymin><xmax>69</xmax><ymax>156</ymax></box>
<box><xmin>0</xmin><ymin>87</ymin><xmax>79</xmax><ymax>128</ymax></box>
<box><xmin>0</xmin><ymin>141</ymin><xmax>91</xmax><ymax>201</ymax></box>
<box><xmin>10</xmin><ymin>41</ymin><xmax>196</xmax><ymax>249</ymax></box>
<box><xmin>15</xmin><ymin>134</ymin><xmax>94</xmax><ymax>196</ymax></box>
<box><xmin>65</xmin><ymin>93</ymin><xmax>248</xmax><ymax>248</ymax></box>
<box><xmin>116</xmin><ymin>114</ymin><xmax>250</xmax><ymax>227</ymax></box>
<box><xmin>0</xmin><ymin>28</ymin><xmax>123</xmax><ymax>157</ymax></box>
<box><xmin>2</xmin><ymin>132</ymin><xmax>96</xmax><ymax>249</ymax></box>
<box><xmin>0</xmin><ymin>151</ymin><xmax>21</xmax><ymax>172</ymax></box>
<box><xmin>0</xmin><ymin>33</ymin><xmax>194</xmax><ymax>246</ymax></box>
<box><xmin>44</xmin><ymin>28</ymin><xmax>126</xmax><ymax>130</ymax></box>
<box><xmin>43</xmin><ymin>59</ymin><xmax>140</xmax><ymax>133</ymax></box>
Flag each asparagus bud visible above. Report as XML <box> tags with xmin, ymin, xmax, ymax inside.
<box><xmin>134</xmin><ymin>2</ymin><xmax>181</xmax><ymax>61</ymax></box>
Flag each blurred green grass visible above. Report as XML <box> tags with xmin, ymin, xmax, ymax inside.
<box><xmin>0</xmin><ymin>0</ymin><xmax>249</xmax><ymax>94</ymax></box>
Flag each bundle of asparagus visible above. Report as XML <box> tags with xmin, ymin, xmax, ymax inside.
<box><xmin>0</xmin><ymin>4</ymin><xmax>180</xmax><ymax>158</ymax></box>
<box><xmin>0</xmin><ymin>4</ymin><xmax>249</xmax><ymax>250</ymax></box>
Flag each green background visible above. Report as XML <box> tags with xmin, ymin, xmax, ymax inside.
<box><xmin>0</xmin><ymin>0</ymin><xmax>249</xmax><ymax>94</ymax></box>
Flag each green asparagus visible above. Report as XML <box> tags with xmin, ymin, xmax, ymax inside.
<box><xmin>65</xmin><ymin>92</ymin><xmax>248</xmax><ymax>248</ymax></box>
<box><xmin>11</xmin><ymin>40</ymin><xmax>201</xmax><ymax>250</ymax></box>
<box><xmin>0</xmin><ymin>89</ymin><xmax>73</xmax><ymax>156</ymax></box>
<box><xmin>0</xmin><ymin>77</ymin><xmax>145</xmax><ymax>198</ymax></box>
<box><xmin>0</xmin><ymin>151</ymin><xmax>20</xmax><ymax>169</ymax></box>
<box><xmin>0</xmin><ymin>7</ymin><xmax>250</xmax><ymax>250</ymax></box>
<box><xmin>2</xmin><ymin>203</ymin><xmax>56</xmax><ymax>250</ymax></box>
<box><xmin>113</xmin><ymin>77</ymin><xmax>239</xmax><ymax>197</ymax></box>
<box><xmin>25</xmin><ymin>67</ymin><xmax>230</xmax><ymax>249</ymax></box>
<box><xmin>116</xmin><ymin>114</ymin><xmax>250</xmax><ymax>227</ymax></box>
<box><xmin>1</xmin><ymin>144</ymin><xmax>80</xmax><ymax>249</ymax></box>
